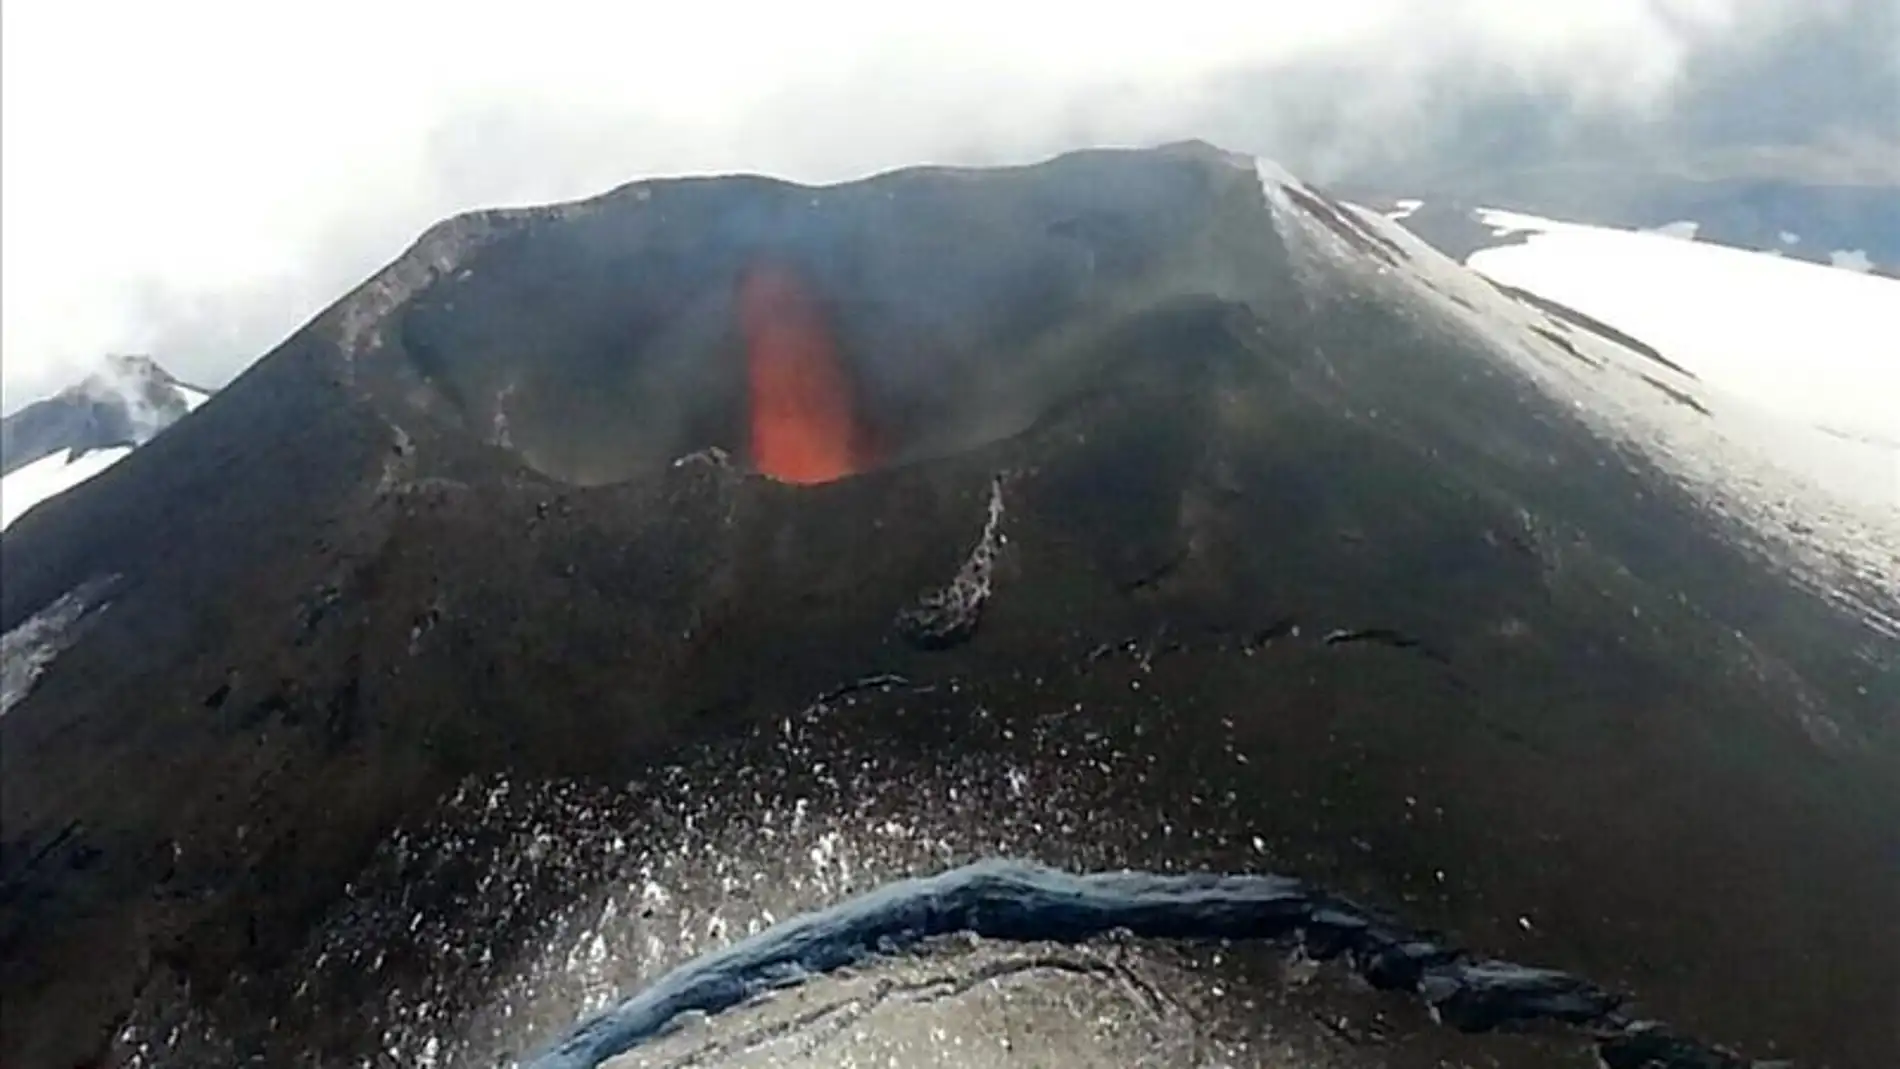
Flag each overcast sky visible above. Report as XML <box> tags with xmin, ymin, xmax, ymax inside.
<box><xmin>2</xmin><ymin>0</ymin><xmax>1892</xmax><ymax>410</ymax></box>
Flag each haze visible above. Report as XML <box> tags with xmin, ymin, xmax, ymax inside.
<box><xmin>3</xmin><ymin>0</ymin><xmax>1893</xmax><ymax>410</ymax></box>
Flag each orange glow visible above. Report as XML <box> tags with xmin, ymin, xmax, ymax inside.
<box><xmin>739</xmin><ymin>263</ymin><xmax>864</xmax><ymax>484</ymax></box>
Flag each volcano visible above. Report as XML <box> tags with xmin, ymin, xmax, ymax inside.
<box><xmin>2</xmin><ymin>355</ymin><xmax>214</xmax><ymax>531</ymax></box>
<box><xmin>1</xmin><ymin>143</ymin><xmax>1894</xmax><ymax>1069</ymax></box>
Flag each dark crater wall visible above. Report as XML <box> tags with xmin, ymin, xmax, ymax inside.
<box><xmin>380</xmin><ymin>147</ymin><xmax>1279</xmax><ymax>485</ymax></box>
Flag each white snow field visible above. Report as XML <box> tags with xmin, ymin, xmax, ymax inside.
<box><xmin>1466</xmin><ymin>208</ymin><xmax>1899</xmax><ymax>445</ymax></box>
<box><xmin>2</xmin><ymin>446</ymin><xmax>133</xmax><ymax>531</ymax></box>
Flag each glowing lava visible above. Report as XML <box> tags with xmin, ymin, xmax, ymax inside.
<box><xmin>738</xmin><ymin>263</ymin><xmax>866</xmax><ymax>484</ymax></box>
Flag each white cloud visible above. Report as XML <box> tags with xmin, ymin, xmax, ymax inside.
<box><xmin>0</xmin><ymin>0</ymin><xmax>1809</xmax><ymax>409</ymax></box>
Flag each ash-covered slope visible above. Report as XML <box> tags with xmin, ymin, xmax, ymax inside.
<box><xmin>1</xmin><ymin>143</ymin><xmax>1894</xmax><ymax>1068</ymax></box>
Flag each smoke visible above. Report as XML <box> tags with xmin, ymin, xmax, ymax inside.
<box><xmin>2</xmin><ymin>0</ymin><xmax>1891</xmax><ymax>410</ymax></box>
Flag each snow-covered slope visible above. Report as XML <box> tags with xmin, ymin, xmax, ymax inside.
<box><xmin>1</xmin><ymin>446</ymin><xmax>134</xmax><ymax>531</ymax></box>
<box><xmin>1292</xmin><ymin>180</ymin><xmax>1896</xmax><ymax>632</ymax></box>
<box><xmin>1464</xmin><ymin>210</ymin><xmax>1900</xmax><ymax>444</ymax></box>
<box><xmin>0</xmin><ymin>355</ymin><xmax>211</xmax><ymax>532</ymax></box>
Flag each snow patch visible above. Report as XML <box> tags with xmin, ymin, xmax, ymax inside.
<box><xmin>1387</xmin><ymin>198</ymin><xmax>1423</xmax><ymax>221</ymax></box>
<box><xmin>1</xmin><ymin>579</ymin><xmax>110</xmax><ymax>715</ymax></box>
<box><xmin>1477</xmin><ymin>209</ymin><xmax>1556</xmax><ymax>237</ymax></box>
<box><xmin>1829</xmin><ymin>249</ymin><xmax>1874</xmax><ymax>274</ymax></box>
<box><xmin>1778</xmin><ymin>231</ymin><xmax>1800</xmax><ymax>246</ymax></box>
<box><xmin>1252</xmin><ymin>158</ymin><xmax>1306</xmax><ymax>215</ymax></box>
<box><xmin>1643</xmin><ymin>220</ymin><xmax>1699</xmax><ymax>241</ymax></box>
<box><xmin>2</xmin><ymin>446</ymin><xmax>134</xmax><ymax>531</ymax></box>
<box><xmin>493</xmin><ymin>381</ymin><xmax>520</xmax><ymax>449</ymax></box>
<box><xmin>1465</xmin><ymin>208</ymin><xmax>1900</xmax><ymax>443</ymax></box>
<box><xmin>1318</xmin><ymin>198</ymin><xmax>1898</xmax><ymax>636</ymax></box>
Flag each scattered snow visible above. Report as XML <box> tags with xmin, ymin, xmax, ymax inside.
<box><xmin>0</xmin><ymin>580</ymin><xmax>109</xmax><ymax>715</ymax></box>
<box><xmin>1465</xmin><ymin>208</ymin><xmax>1900</xmax><ymax>443</ymax></box>
<box><xmin>181</xmin><ymin>385</ymin><xmax>213</xmax><ymax>412</ymax></box>
<box><xmin>492</xmin><ymin>381</ymin><xmax>519</xmax><ymax>448</ymax></box>
<box><xmin>1644</xmin><ymin>220</ymin><xmax>1699</xmax><ymax>241</ymax></box>
<box><xmin>1779</xmin><ymin>231</ymin><xmax>1801</xmax><ymax>246</ymax></box>
<box><xmin>1829</xmin><ymin>249</ymin><xmax>1875</xmax><ymax>274</ymax></box>
<box><xmin>1252</xmin><ymin>158</ymin><xmax>1307</xmax><ymax>212</ymax></box>
<box><xmin>2</xmin><ymin>446</ymin><xmax>133</xmax><ymax>531</ymax></box>
<box><xmin>1477</xmin><ymin>208</ymin><xmax>1559</xmax><ymax>237</ymax></box>
<box><xmin>1386</xmin><ymin>198</ymin><xmax>1423</xmax><ymax>221</ymax></box>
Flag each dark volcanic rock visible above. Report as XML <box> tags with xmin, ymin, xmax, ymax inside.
<box><xmin>1</xmin><ymin>144</ymin><xmax>1894</xmax><ymax>1068</ymax></box>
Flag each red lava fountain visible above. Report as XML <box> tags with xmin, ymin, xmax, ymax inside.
<box><xmin>738</xmin><ymin>263</ymin><xmax>866</xmax><ymax>484</ymax></box>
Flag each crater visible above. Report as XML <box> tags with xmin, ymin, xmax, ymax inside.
<box><xmin>374</xmin><ymin>147</ymin><xmax>1287</xmax><ymax>486</ymax></box>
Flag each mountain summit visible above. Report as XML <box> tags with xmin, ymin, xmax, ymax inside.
<box><xmin>1</xmin><ymin>355</ymin><xmax>213</xmax><ymax>530</ymax></box>
<box><xmin>2</xmin><ymin>354</ymin><xmax>211</xmax><ymax>473</ymax></box>
<box><xmin>1</xmin><ymin>144</ymin><xmax>1893</xmax><ymax>1068</ymax></box>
